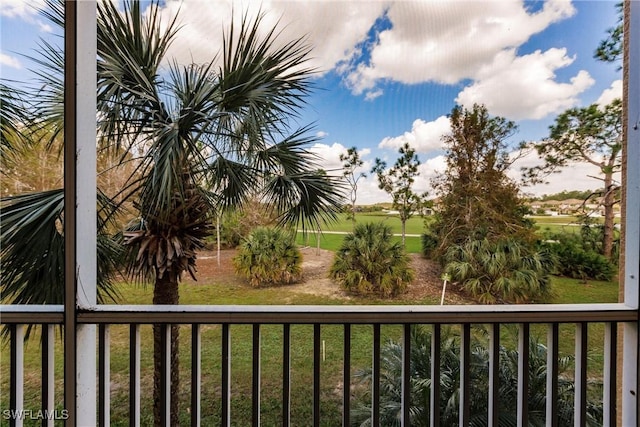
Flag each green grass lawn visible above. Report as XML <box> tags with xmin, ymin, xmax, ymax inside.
<box><xmin>304</xmin><ymin>213</ymin><xmax>610</xmax><ymax>252</ymax></box>
<box><xmin>296</xmin><ymin>231</ymin><xmax>422</xmax><ymax>253</ymax></box>
<box><xmin>319</xmin><ymin>212</ymin><xmax>429</xmax><ymax>235</ymax></box>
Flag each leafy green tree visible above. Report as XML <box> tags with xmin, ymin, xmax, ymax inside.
<box><xmin>1</xmin><ymin>1</ymin><xmax>342</xmax><ymax>425</ymax></box>
<box><xmin>339</xmin><ymin>146</ymin><xmax>366</xmax><ymax>227</ymax></box>
<box><xmin>330</xmin><ymin>222</ymin><xmax>413</xmax><ymax>297</ymax></box>
<box><xmin>443</xmin><ymin>239</ymin><xmax>554</xmax><ymax>303</ymax></box>
<box><xmin>372</xmin><ymin>142</ymin><xmax>428</xmax><ymax>246</ymax></box>
<box><xmin>523</xmin><ymin>99</ymin><xmax>622</xmax><ymax>259</ymax></box>
<box><xmin>432</xmin><ymin>104</ymin><xmax>534</xmax><ymax>256</ymax></box>
<box><xmin>352</xmin><ymin>325</ymin><xmax>603</xmax><ymax>426</ymax></box>
<box><xmin>233</xmin><ymin>227</ymin><xmax>302</xmax><ymax>287</ymax></box>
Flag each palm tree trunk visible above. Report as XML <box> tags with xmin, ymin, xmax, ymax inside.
<box><xmin>153</xmin><ymin>270</ymin><xmax>180</xmax><ymax>427</ymax></box>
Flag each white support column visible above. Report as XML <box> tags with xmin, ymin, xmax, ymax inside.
<box><xmin>623</xmin><ymin>1</ymin><xmax>640</xmax><ymax>425</ymax></box>
<box><xmin>75</xmin><ymin>2</ymin><xmax>97</xmax><ymax>426</ymax></box>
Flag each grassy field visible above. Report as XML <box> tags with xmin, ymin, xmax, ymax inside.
<box><xmin>297</xmin><ymin>213</ymin><xmax>601</xmax><ymax>253</ymax></box>
<box><xmin>320</xmin><ymin>212</ymin><xmax>429</xmax><ymax>235</ymax></box>
<box><xmin>296</xmin><ymin>232</ymin><xmax>422</xmax><ymax>253</ymax></box>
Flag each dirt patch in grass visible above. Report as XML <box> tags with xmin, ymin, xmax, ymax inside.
<box><xmin>186</xmin><ymin>247</ymin><xmax>474</xmax><ymax>304</ymax></box>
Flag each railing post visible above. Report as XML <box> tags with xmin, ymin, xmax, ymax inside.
<box><xmin>623</xmin><ymin>1</ymin><xmax>640</xmax><ymax>425</ymax></box>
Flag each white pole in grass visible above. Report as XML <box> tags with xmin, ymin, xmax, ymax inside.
<box><xmin>440</xmin><ymin>273</ymin><xmax>450</xmax><ymax>305</ymax></box>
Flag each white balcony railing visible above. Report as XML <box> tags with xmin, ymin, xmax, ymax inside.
<box><xmin>1</xmin><ymin>303</ymin><xmax>637</xmax><ymax>426</ymax></box>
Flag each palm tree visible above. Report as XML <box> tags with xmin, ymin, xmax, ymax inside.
<box><xmin>1</xmin><ymin>1</ymin><xmax>342</xmax><ymax>424</ymax></box>
<box><xmin>330</xmin><ymin>222</ymin><xmax>414</xmax><ymax>297</ymax></box>
<box><xmin>443</xmin><ymin>238</ymin><xmax>555</xmax><ymax>304</ymax></box>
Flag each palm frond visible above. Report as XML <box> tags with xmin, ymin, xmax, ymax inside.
<box><xmin>265</xmin><ymin>171</ymin><xmax>343</xmax><ymax>231</ymax></box>
<box><xmin>1</xmin><ymin>189</ymin><xmax>122</xmax><ymax>305</ymax></box>
<box><xmin>0</xmin><ymin>82</ymin><xmax>32</xmax><ymax>158</ymax></box>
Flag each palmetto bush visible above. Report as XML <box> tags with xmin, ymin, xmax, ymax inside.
<box><xmin>330</xmin><ymin>222</ymin><xmax>413</xmax><ymax>297</ymax></box>
<box><xmin>540</xmin><ymin>231</ymin><xmax>615</xmax><ymax>281</ymax></box>
<box><xmin>352</xmin><ymin>325</ymin><xmax>603</xmax><ymax>427</ymax></box>
<box><xmin>233</xmin><ymin>227</ymin><xmax>302</xmax><ymax>287</ymax></box>
<box><xmin>444</xmin><ymin>238</ymin><xmax>555</xmax><ymax>304</ymax></box>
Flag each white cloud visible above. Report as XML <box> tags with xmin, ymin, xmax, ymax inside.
<box><xmin>308</xmin><ymin>142</ymin><xmax>371</xmax><ymax>175</ymax></box>
<box><xmin>0</xmin><ymin>0</ymin><xmax>51</xmax><ymax>32</ymax></box>
<box><xmin>0</xmin><ymin>52</ymin><xmax>22</xmax><ymax>69</ymax></box>
<box><xmin>379</xmin><ymin>115</ymin><xmax>450</xmax><ymax>154</ymax></box>
<box><xmin>595</xmin><ymin>80</ymin><xmax>623</xmax><ymax>107</ymax></box>
<box><xmin>509</xmin><ymin>148</ymin><xmax>620</xmax><ymax>197</ymax></box>
<box><xmin>308</xmin><ymin>142</ymin><xmax>388</xmax><ymax>204</ymax></box>
<box><xmin>315</xmin><ymin>130</ymin><xmax>329</xmax><ymax>139</ymax></box>
<box><xmin>344</xmin><ymin>0</ymin><xmax>575</xmax><ymax>97</ymax></box>
<box><xmin>0</xmin><ymin>0</ymin><xmax>43</xmax><ymax>18</ymax></box>
<box><xmin>158</xmin><ymin>0</ymin><xmax>386</xmax><ymax>75</ymax></box>
<box><xmin>455</xmin><ymin>48</ymin><xmax>594</xmax><ymax>120</ymax></box>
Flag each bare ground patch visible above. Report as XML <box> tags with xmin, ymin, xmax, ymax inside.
<box><xmin>188</xmin><ymin>247</ymin><xmax>474</xmax><ymax>304</ymax></box>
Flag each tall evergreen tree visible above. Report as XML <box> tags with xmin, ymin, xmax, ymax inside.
<box><xmin>372</xmin><ymin>142</ymin><xmax>428</xmax><ymax>247</ymax></box>
<box><xmin>523</xmin><ymin>99</ymin><xmax>622</xmax><ymax>259</ymax></box>
<box><xmin>431</xmin><ymin>104</ymin><xmax>534</xmax><ymax>257</ymax></box>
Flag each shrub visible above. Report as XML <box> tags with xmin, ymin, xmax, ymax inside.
<box><xmin>420</xmin><ymin>232</ymin><xmax>438</xmax><ymax>258</ymax></box>
<box><xmin>216</xmin><ymin>201</ymin><xmax>278</xmax><ymax>248</ymax></box>
<box><xmin>444</xmin><ymin>238</ymin><xmax>555</xmax><ymax>303</ymax></box>
<box><xmin>330</xmin><ymin>222</ymin><xmax>413</xmax><ymax>297</ymax></box>
<box><xmin>233</xmin><ymin>227</ymin><xmax>301</xmax><ymax>287</ymax></box>
<box><xmin>540</xmin><ymin>231</ymin><xmax>616</xmax><ymax>281</ymax></box>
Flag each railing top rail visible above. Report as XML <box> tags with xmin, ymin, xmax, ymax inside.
<box><xmin>1</xmin><ymin>303</ymin><xmax>636</xmax><ymax>325</ymax></box>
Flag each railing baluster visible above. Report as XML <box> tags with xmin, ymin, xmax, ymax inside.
<box><xmin>252</xmin><ymin>324</ymin><xmax>261</xmax><ymax>427</ymax></box>
<box><xmin>401</xmin><ymin>324</ymin><xmax>411</xmax><ymax>426</ymax></box>
<box><xmin>546</xmin><ymin>323</ymin><xmax>559</xmax><ymax>427</ymax></box>
<box><xmin>41</xmin><ymin>324</ymin><xmax>55</xmax><ymax>427</ymax></box>
<box><xmin>283</xmin><ymin>324</ymin><xmax>291</xmax><ymax>427</ymax></box>
<box><xmin>603</xmin><ymin>322</ymin><xmax>617</xmax><ymax>426</ymax></box>
<box><xmin>129</xmin><ymin>324</ymin><xmax>140</xmax><ymax>427</ymax></box>
<box><xmin>313</xmin><ymin>324</ymin><xmax>321</xmax><ymax>427</ymax></box>
<box><xmin>460</xmin><ymin>323</ymin><xmax>470</xmax><ymax>426</ymax></box>
<box><xmin>191</xmin><ymin>324</ymin><xmax>201</xmax><ymax>427</ymax></box>
<box><xmin>575</xmin><ymin>322</ymin><xmax>588</xmax><ymax>427</ymax></box>
<box><xmin>343</xmin><ymin>324</ymin><xmax>351</xmax><ymax>427</ymax></box>
<box><xmin>517</xmin><ymin>323</ymin><xmax>530</xmax><ymax>427</ymax></box>
<box><xmin>160</xmin><ymin>324</ymin><xmax>171</xmax><ymax>427</ymax></box>
<box><xmin>99</xmin><ymin>324</ymin><xmax>110</xmax><ymax>426</ymax></box>
<box><xmin>10</xmin><ymin>324</ymin><xmax>24</xmax><ymax>427</ymax></box>
<box><xmin>372</xmin><ymin>324</ymin><xmax>381</xmax><ymax>427</ymax></box>
<box><xmin>221</xmin><ymin>324</ymin><xmax>231</xmax><ymax>427</ymax></box>
<box><xmin>488</xmin><ymin>323</ymin><xmax>500</xmax><ymax>427</ymax></box>
<box><xmin>431</xmin><ymin>324</ymin><xmax>441</xmax><ymax>427</ymax></box>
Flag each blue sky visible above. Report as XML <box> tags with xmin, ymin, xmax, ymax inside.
<box><xmin>0</xmin><ymin>0</ymin><xmax>622</xmax><ymax>204</ymax></box>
